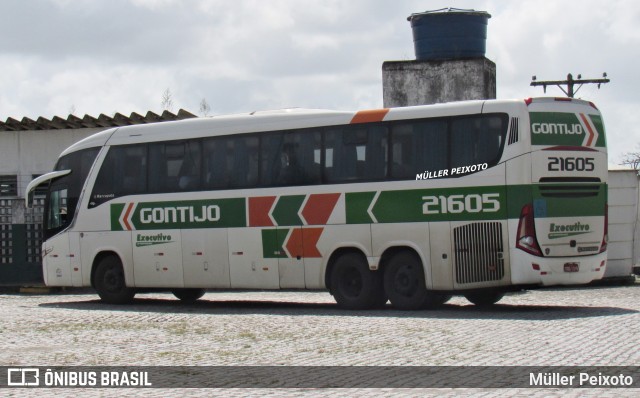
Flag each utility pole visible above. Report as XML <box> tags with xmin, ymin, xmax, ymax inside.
<box><xmin>530</xmin><ymin>73</ymin><xmax>610</xmax><ymax>98</ymax></box>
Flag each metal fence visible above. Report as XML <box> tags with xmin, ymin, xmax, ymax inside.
<box><xmin>0</xmin><ymin>197</ymin><xmax>45</xmax><ymax>285</ymax></box>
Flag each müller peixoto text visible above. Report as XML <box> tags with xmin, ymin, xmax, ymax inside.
<box><xmin>529</xmin><ymin>372</ymin><xmax>634</xmax><ymax>387</ymax></box>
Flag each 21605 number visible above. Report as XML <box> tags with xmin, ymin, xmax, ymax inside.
<box><xmin>548</xmin><ymin>157</ymin><xmax>595</xmax><ymax>172</ymax></box>
<box><xmin>422</xmin><ymin>193</ymin><xmax>501</xmax><ymax>215</ymax></box>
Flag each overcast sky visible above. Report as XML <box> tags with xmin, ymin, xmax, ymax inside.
<box><xmin>1</xmin><ymin>0</ymin><xmax>638</xmax><ymax>163</ymax></box>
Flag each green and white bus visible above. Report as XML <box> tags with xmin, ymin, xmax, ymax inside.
<box><xmin>26</xmin><ymin>97</ymin><xmax>608</xmax><ymax>309</ymax></box>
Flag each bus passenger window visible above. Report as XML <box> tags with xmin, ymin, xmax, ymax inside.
<box><xmin>90</xmin><ymin>145</ymin><xmax>147</xmax><ymax>206</ymax></box>
<box><xmin>120</xmin><ymin>146</ymin><xmax>147</xmax><ymax>194</ymax></box>
<box><xmin>260</xmin><ymin>133</ymin><xmax>285</xmax><ymax>186</ymax></box>
<box><xmin>203</xmin><ymin>135</ymin><xmax>258</xmax><ymax>190</ymax></box>
<box><xmin>203</xmin><ymin>138</ymin><xmax>227</xmax><ymax>189</ymax></box>
<box><xmin>390</xmin><ymin>119</ymin><xmax>448</xmax><ymax>180</ymax></box>
<box><xmin>451</xmin><ymin>115</ymin><xmax>506</xmax><ymax>171</ymax></box>
<box><xmin>324</xmin><ymin>125</ymin><xmax>387</xmax><ymax>182</ymax></box>
<box><xmin>175</xmin><ymin>141</ymin><xmax>201</xmax><ymax>190</ymax></box>
<box><xmin>229</xmin><ymin>136</ymin><xmax>258</xmax><ymax>188</ymax></box>
<box><xmin>149</xmin><ymin>141</ymin><xmax>201</xmax><ymax>192</ymax></box>
<box><xmin>261</xmin><ymin>130</ymin><xmax>321</xmax><ymax>187</ymax></box>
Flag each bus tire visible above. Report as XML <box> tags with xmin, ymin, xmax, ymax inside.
<box><xmin>172</xmin><ymin>288</ymin><xmax>206</xmax><ymax>302</ymax></box>
<box><xmin>330</xmin><ymin>252</ymin><xmax>384</xmax><ymax>310</ymax></box>
<box><xmin>464</xmin><ymin>291</ymin><xmax>504</xmax><ymax>307</ymax></box>
<box><xmin>94</xmin><ymin>255</ymin><xmax>135</xmax><ymax>305</ymax></box>
<box><xmin>384</xmin><ymin>251</ymin><xmax>430</xmax><ymax>310</ymax></box>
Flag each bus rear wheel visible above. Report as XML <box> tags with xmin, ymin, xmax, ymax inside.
<box><xmin>94</xmin><ymin>255</ymin><xmax>135</xmax><ymax>305</ymax></box>
<box><xmin>384</xmin><ymin>251</ymin><xmax>436</xmax><ymax>310</ymax></box>
<box><xmin>172</xmin><ymin>288</ymin><xmax>206</xmax><ymax>302</ymax></box>
<box><xmin>330</xmin><ymin>252</ymin><xmax>385</xmax><ymax>310</ymax></box>
<box><xmin>464</xmin><ymin>291</ymin><xmax>504</xmax><ymax>307</ymax></box>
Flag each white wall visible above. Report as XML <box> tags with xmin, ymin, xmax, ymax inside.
<box><xmin>606</xmin><ymin>168</ymin><xmax>639</xmax><ymax>277</ymax></box>
<box><xmin>0</xmin><ymin>128</ymin><xmax>102</xmax><ymax>198</ymax></box>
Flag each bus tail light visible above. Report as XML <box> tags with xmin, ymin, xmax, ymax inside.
<box><xmin>599</xmin><ymin>203</ymin><xmax>608</xmax><ymax>253</ymax></box>
<box><xmin>516</xmin><ymin>204</ymin><xmax>543</xmax><ymax>256</ymax></box>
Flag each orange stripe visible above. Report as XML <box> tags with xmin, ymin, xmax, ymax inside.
<box><xmin>123</xmin><ymin>203</ymin><xmax>135</xmax><ymax>231</ymax></box>
<box><xmin>350</xmin><ymin>108</ymin><xmax>390</xmax><ymax>124</ymax></box>
<box><xmin>301</xmin><ymin>193</ymin><xmax>340</xmax><ymax>225</ymax></box>
<box><xmin>579</xmin><ymin>113</ymin><xmax>595</xmax><ymax>147</ymax></box>
<box><xmin>301</xmin><ymin>228</ymin><xmax>323</xmax><ymax>258</ymax></box>
<box><xmin>248</xmin><ymin>196</ymin><xmax>276</xmax><ymax>227</ymax></box>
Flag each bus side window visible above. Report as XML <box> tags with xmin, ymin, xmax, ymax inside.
<box><xmin>120</xmin><ymin>146</ymin><xmax>147</xmax><ymax>195</ymax></box>
<box><xmin>324</xmin><ymin>125</ymin><xmax>387</xmax><ymax>182</ymax></box>
<box><xmin>90</xmin><ymin>145</ymin><xmax>147</xmax><ymax>206</ymax></box>
<box><xmin>203</xmin><ymin>135</ymin><xmax>259</xmax><ymax>190</ymax></box>
<box><xmin>229</xmin><ymin>136</ymin><xmax>259</xmax><ymax>188</ymax></box>
<box><xmin>261</xmin><ymin>130</ymin><xmax>321</xmax><ymax>187</ymax></box>
<box><xmin>451</xmin><ymin>117</ymin><xmax>480</xmax><ymax>169</ymax></box>
<box><xmin>451</xmin><ymin>115</ymin><xmax>506</xmax><ymax>170</ymax></box>
<box><xmin>390</xmin><ymin>124</ymin><xmax>414</xmax><ymax>178</ymax></box>
<box><xmin>176</xmin><ymin>140</ymin><xmax>201</xmax><ymax>191</ymax></box>
<box><xmin>365</xmin><ymin>125</ymin><xmax>388</xmax><ymax>179</ymax></box>
<box><xmin>149</xmin><ymin>140</ymin><xmax>201</xmax><ymax>192</ymax></box>
<box><xmin>204</xmin><ymin>139</ymin><xmax>224</xmax><ymax>189</ymax></box>
<box><xmin>260</xmin><ymin>132</ymin><xmax>286</xmax><ymax>186</ymax></box>
<box><xmin>324</xmin><ymin>128</ymin><xmax>356</xmax><ymax>182</ymax></box>
<box><xmin>482</xmin><ymin>116</ymin><xmax>505</xmax><ymax>162</ymax></box>
<box><xmin>391</xmin><ymin>119</ymin><xmax>448</xmax><ymax>179</ymax></box>
<box><xmin>298</xmin><ymin>130</ymin><xmax>322</xmax><ymax>185</ymax></box>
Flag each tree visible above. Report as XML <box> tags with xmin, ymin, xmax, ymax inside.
<box><xmin>161</xmin><ymin>88</ymin><xmax>174</xmax><ymax>112</ymax></box>
<box><xmin>620</xmin><ymin>147</ymin><xmax>640</xmax><ymax>170</ymax></box>
<box><xmin>199</xmin><ymin>98</ymin><xmax>211</xmax><ymax>117</ymax></box>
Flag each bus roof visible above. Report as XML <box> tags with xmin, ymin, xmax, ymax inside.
<box><xmin>60</xmin><ymin>97</ymin><xmax>588</xmax><ymax>157</ymax></box>
<box><xmin>61</xmin><ymin>108</ymin><xmax>353</xmax><ymax>156</ymax></box>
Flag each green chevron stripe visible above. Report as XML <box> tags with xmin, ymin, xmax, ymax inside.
<box><xmin>261</xmin><ymin>229</ymin><xmax>288</xmax><ymax>258</ymax></box>
<box><xmin>271</xmin><ymin>195</ymin><xmax>305</xmax><ymax>226</ymax></box>
<box><xmin>345</xmin><ymin>192</ymin><xmax>376</xmax><ymax>224</ymax></box>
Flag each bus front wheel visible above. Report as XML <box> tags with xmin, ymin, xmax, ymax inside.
<box><xmin>94</xmin><ymin>256</ymin><xmax>135</xmax><ymax>305</ymax></box>
<box><xmin>172</xmin><ymin>288</ymin><xmax>206</xmax><ymax>302</ymax></box>
<box><xmin>330</xmin><ymin>252</ymin><xmax>385</xmax><ymax>310</ymax></box>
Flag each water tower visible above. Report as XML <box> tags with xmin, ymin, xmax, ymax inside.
<box><xmin>383</xmin><ymin>8</ymin><xmax>496</xmax><ymax>107</ymax></box>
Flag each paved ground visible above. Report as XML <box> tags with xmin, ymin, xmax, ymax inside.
<box><xmin>1</xmin><ymin>281</ymin><xmax>639</xmax><ymax>397</ymax></box>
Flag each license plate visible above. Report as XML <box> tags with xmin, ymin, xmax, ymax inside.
<box><xmin>564</xmin><ymin>263</ymin><xmax>579</xmax><ymax>272</ymax></box>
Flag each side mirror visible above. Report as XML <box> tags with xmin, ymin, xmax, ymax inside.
<box><xmin>24</xmin><ymin>170</ymin><xmax>71</xmax><ymax>208</ymax></box>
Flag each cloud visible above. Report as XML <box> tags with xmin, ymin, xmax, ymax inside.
<box><xmin>1</xmin><ymin>0</ymin><xmax>638</xmax><ymax>162</ymax></box>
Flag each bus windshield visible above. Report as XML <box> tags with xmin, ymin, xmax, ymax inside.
<box><xmin>44</xmin><ymin>147</ymin><xmax>100</xmax><ymax>239</ymax></box>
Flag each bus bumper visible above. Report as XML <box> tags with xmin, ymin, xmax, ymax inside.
<box><xmin>511</xmin><ymin>250</ymin><xmax>607</xmax><ymax>286</ymax></box>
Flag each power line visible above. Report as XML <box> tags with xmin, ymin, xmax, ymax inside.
<box><xmin>530</xmin><ymin>73</ymin><xmax>610</xmax><ymax>98</ymax></box>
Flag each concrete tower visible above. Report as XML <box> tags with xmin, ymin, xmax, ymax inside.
<box><xmin>383</xmin><ymin>8</ymin><xmax>496</xmax><ymax>107</ymax></box>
